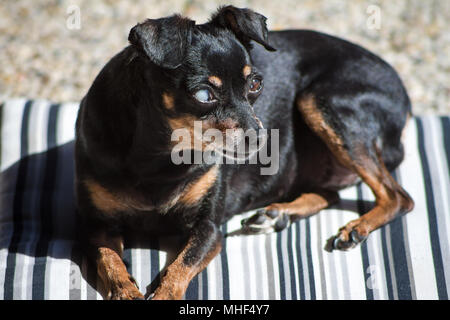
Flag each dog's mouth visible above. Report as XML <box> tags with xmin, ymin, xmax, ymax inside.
<box><xmin>170</xmin><ymin>116</ymin><xmax>268</xmax><ymax>162</ymax></box>
<box><xmin>200</xmin><ymin>127</ymin><xmax>268</xmax><ymax>161</ymax></box>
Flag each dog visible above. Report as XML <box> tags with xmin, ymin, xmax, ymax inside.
<box><xmin>74</xmin><ymin>5</ymin><xmax>414</xmax><ymax>300</ymax></box>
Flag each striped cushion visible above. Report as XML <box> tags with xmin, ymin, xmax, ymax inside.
<box><xmin>1</xmin><ymin>98</ymin><xmax>449</xmax><ymax>300</ymax></box>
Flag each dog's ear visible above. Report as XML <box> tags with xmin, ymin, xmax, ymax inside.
<box><xmin>209</xmin><ymin>6</ymin><xmax>276</xmax><ymax>52</ymax></box>
<box><xmin>128</xmin><ymin>15</ymin><xmax>195</xmax><ymax>69</ymax></box>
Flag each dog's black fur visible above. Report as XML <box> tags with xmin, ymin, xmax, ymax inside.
<box><xmin>75</xmin><ymin>6</ymin><xmax>413</xmax><ymax>299</ymax></box>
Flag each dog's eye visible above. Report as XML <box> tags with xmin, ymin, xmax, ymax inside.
<box><xmin>249</xmin><ymin>76</ymin><xmax>263</xmax><ymax>93</ymax></box>
<box><xmin>193</xmin><ymin>89</ymin><xmax>216</xmax><ymax>104</ymax></box>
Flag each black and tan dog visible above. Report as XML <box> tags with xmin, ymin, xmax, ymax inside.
<box><xmin>75</xmin><ymin>6</ymin><xmax>414</xmax><ymax>299</ymax></box>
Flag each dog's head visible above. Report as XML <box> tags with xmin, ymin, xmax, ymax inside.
<box><xmin>128</xmin><ymin>6</ymin><xmax>276</xmax><ymax>157</ymax></box>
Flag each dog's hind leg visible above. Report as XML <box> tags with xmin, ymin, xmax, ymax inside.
<box><xmin>324</xmin><ymin>147</ymin><xmax>414</xmax><ymax>251</ymax></box>
<box><xmin>243</xmin><ymin>93</ymin><xmax>414</xmax><ymax>251</ymax></box>
<box><xmin>296</xmin><ymin>94</ymin><xmax>414</xmax><ymax>251</ymax></box>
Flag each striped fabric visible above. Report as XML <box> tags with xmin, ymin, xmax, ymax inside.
<box><xmin>0</xmin><ymin>98</ymin><xmax>449</xmax><ymax>300</ymax></box>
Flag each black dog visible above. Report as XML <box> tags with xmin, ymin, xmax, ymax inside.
<box><xmin>75</xmin><ymin>6</ymin><xmax>414</xmax><ymax>299</ymax></box>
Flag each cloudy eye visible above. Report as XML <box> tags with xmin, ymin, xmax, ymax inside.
<box><xmin>249</xmin><ymin>76</ymin><xmax>263</xmax><ymax>93</ymax></box>
<box><xmin>193</xmin><ymin>89</ymin><xmax>216</xmax><ymax>104</ymax></box>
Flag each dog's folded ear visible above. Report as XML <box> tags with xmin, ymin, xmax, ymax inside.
<box><xmin>128</xmin><ymin>15</ymin><xmax>195</xmax><ymax>69</ymax></box>
<box><xmin>209</xmin><ymin>5</ymin><xmax>276</xmax><ymax>52</ymax></box>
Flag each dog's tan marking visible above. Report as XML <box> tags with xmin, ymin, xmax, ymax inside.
<box><xmin>297</xmin><ymin>95</ymin><xmax>352</xmax><ymax>168</ymax></box>
<box><xmin>169</xmin><ymin>115</ymin><xmax>217</xmax><ymax>151</ymax></box>
<box><xmin>179</xmin><ymin>165</ymin><xmax>219</xmax><ymax>206</ymax></box>
<box><xmin>152</xmin><ymin>235</ymin><xmax>222</xmax><ymax>300</ymax></box>
<box><xmin>85</xmin><ymin>179</ymin><xmax>154</xmax><ymax>213</ymax></box>
<box><xmin>168</xmin><ymin>114</ymin><xmax>198</xmax><ymax>149</ymax></box>
<box><xmin>265</xmin><ymin>191</ymin><xmax>339</xmax><ymax>218</ymax></box>
<box><xmin>162</xmin><ymin>92</ymin><xmax>175</xmax><ymax>109</ymax></box>
<box><xmin>168</xmin><ymin>114</ymin><xmax>197</xmax><ymax>132</ymax></box>
<box><xmin>297</xmin><ymin>94</ymin><xmax>414</xmax><ymax>242</ymax></box>
<box><xmin>85</xmin><ymin>179</ymin><xmax>130</xmax><ymax>213</ymax></box>
<box><xmin>215</xmin><ymin>118</ymin><xmax>239</xmax><ymax>131</ymax></box>
<box><xmin>208</xmin><ymin>76</ymin><xmax>222</xmax><ymax>88</ymax></box>
<box><xmin>243</xmin><ymin>65</ymin><xmax>252</xmax><ymax>78</ymax></box>
<box><xmin>93</xmin><ymin>234</ymin><xmax>144</xmax><ymax>300</ymax></box>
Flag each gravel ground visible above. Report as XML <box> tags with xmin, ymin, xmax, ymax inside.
<box><xmin>0</xmin><ymin>0</ymin><xmax>449</xmax><ymax>114</ymax></box>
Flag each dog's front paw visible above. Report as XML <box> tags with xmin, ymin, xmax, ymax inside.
<box><xmin>107</xmin><ymin>276</ymin><xmax>145</xmax><ymax>300</ymax></box>
<box><xmin>325</xmin><ymin>218</ymin><xmax>368</xmax><ymax>252</ymax></box>
<box><xmin>109</xmin><ymin>287</ymin><xmax>144</xmax><ymax>300</ymax></box>
<box><xmin>241</xmin><ymin>208</ymin><xmax>290</xmax><ymax>234</ymax></box>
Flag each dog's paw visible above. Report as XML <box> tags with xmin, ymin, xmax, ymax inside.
<box><xmin>109</xmin><ymin>287</ymin><xmax>144</xmax><ymax>300</ymax></box>
<box><xmin>325</xmin><ymin>219</ymin><xmax>368</xmax><ymax>252</ymax></box>
<box><xmin>107</xmin><ymin>276</ymin><xmax>145</xmax><ymax>300</ymax></box>
<box><xmin>241</xmin><ymin>209</ymin><xmax>290</xmax><ymax>234</ymax></box>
